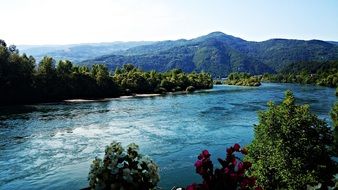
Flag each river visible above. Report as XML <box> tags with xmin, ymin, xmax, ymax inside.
<box><xmin>0</xmin><ymin>83</ymin><xmax>336</xmax><ymax>189</ymax></box>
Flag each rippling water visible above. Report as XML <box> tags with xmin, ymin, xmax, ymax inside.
<box><xmin>0</xmin><ymin>83</ymin><xmax>336</xmax><ymax>190</ymax></box>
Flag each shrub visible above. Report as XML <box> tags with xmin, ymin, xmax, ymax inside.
<box><xmin>332</xmin><ymin>102</ymin><xmax>338</xmax><ymax>129</ymax></box>
<box><xmin>331</xmin><ymin>102</ymin><xmax>338</xmax><ymax>156</ymax></box>
<box><xmin>246</xmin><ymin>90</ymin><xmax>336</xmax><ymax>189</ymax></box>
<box><xmin>88</xmin><ymin>141</ymin><xmax>160</xmax><ymax>190</ymax></box>
<box><xmin>185</xmin><ymin>144</ymin><xmax>260</xmax><ymax>190</ymax></box>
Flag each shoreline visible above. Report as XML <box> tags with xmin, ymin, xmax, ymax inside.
<box><xmin>63</xmin><ymin>93</ymin><xmax>163</xmax><ymax>103</ymax></box>
<box><xmin>0</xmin><ymin>87</ymin><xmax>213</xmax><ymax>107</ymax></box>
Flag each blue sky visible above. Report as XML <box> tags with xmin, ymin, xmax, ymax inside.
<box><xmin>1</xmin><ymin>0</ymin><xmax>338</xmax><ymax>45</ymax></box>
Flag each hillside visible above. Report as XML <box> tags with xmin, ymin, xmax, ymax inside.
<box><xmin>82</xmin><ymin>32</ymin><xmax>338</xmax><ymax>77</ymax></box>
<box><xmin>18</xmin><ymin>41</ymin><xmax>153</xmax><ymax>63</ymax></box>
<box><xmin>328</xmin><ymin>41</ymin><xmax>338</xmax><ymax>46</ymax></box>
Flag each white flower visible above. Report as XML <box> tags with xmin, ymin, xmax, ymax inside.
<box><xmin>89</xmin><ymin>141</ymin><xmax>160</xmax><ymax>189</ymax></box>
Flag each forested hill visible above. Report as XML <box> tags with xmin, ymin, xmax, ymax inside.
<box><xmin>82</xmin><ymin>32</ymin><xmax>338</xmax><ymax>77</ymax></box>
<box><xmin>18</xmin><ymin>41</ymin><xmax>154</xmax><ymax>63</ymax></box>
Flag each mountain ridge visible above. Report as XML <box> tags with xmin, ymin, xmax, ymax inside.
<box><xmin>19</xmin><ymin>41</ymin><xmax>154</xmax><ymax>63</ymax></box>
<box><xmin>18</xmin><ymin>32</ymin><xmax>338</xmax><ymax>77</ymax></box>
<box><xmin>81</xmin><ymin>32</ymin><xmax>338</xmax><ymax>77</ymax></box>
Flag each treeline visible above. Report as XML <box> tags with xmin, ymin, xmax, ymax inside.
<box><xmin>262</xmin><ymin>60</ymin><xmax>338</xmax><ymax>88</ymax></box>
<box><xmin>0</xmin><ymin>40</ymin><xmax>213</xmax><ymax>105</ymax></box>
<box><xmin>220</xmin><ymin>72</ymin><xmax>261</xmax><ymax>86</ymax></box>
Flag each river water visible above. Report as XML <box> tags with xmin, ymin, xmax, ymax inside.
<box><xmin>0</xmin><ymin>83</ymin><xmax>336</xmax><ymax>189</ymax></box>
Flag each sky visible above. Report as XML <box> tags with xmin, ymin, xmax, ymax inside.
<box><xmin>1</xmin><ymin>0</ymin><xmax>338</xmax><ymax>45</ymax></box>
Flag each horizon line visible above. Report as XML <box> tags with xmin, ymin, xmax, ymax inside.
<box><xmin>13</xmin><ymin>31</ymin><xmax>338</xmax><ymax>46</ymax></box>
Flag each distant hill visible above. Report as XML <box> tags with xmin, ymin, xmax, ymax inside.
<box><xmin>18</xmin><ymin>41</ymin><xmax>154</xmax><ymax>63</ymax></box>
<box><xmin>81</xmin><ymin>32</ymin><xmax>338</xmax><ymax>77</ymax></box>
<box><xmin>327</xmin><ymin>41</ymin><xmax>338</xmax><ymax>46</ymax></box>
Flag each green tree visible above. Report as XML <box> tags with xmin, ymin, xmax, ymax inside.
<box><xmin>0</xmin><ymin>40</ymin><xmax>213</xmax><ymax>105</ymax></box>
<box><xmin>91</xmin><ymin>64</ymin><xmax>110</xmax><ymax>86</ymax></box>
<box><xmin>91</xmin><ymin>64</ymin><xmax>118</xmax><ymax>97</ymax></box>
<box><xmin>332</xmin><ymin>102</ymin><xmax>338</xmax><ymax>128</ymax></box>
<box><xmin>0</xmin><ymin>41</ymin><xmax>35</xmax><ymax>103</ymax></box>
<box><xmin>122</xmin><ymin>64</ymin><xmax>135</xmax><ymax>72</ymax></box>
<box><xmin>35</xmin><ymin>56</ymin><xmax>57</xmax><ymax>100</ymax></box>
<box><xmin>56</xmin><ymin>60</ymin><xmax>73</xmax><ymax>77</ymax></box>
<box><xmin>54</xmin><ymin>60</ymin><xmax>74</xmax><ymax>98</ymax></box>
<box><xmin>38</xmin><ymin>56</ymin><xmax>56</xmax><ymax>76</ymax></box>
<box><xmin>331</xmin><ymin>102</ymin><xmax>338</xmax><ymax>156</ymax></box>
<box><xmin>246</xmin><ymin>90</ymin><xmax>336</xmax><ymax>190</ymax></box>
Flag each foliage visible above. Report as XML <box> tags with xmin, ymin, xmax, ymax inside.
<box><xmin>246</xmin><ymin>90</ymin><xmax>337</xmax><ymax>189</ymax></box>
<box><xmin>113</xmin><ymin>65</ymin><xmax>212</xmax><ymax>94</ymax></box>
<box><xmin>224</xmin><ymin>72</ymin><xmax>261</xmax><ymax>86</ymax></box>
<box><xmin>185</xmin><ymin>144</ymin><xmax>260</xmax><ymax>190</ymax></box>
<box><xmin>82</xmin><ymin>32</ymin><xmax>338</xmax><ymax>77</ymax></box>
<box><xmin>262</xmin><ymin>60</ymin><xmax>338</xmax><ymax>88</ymax></box>
<box><xmin>332</xmin><ymin>102</ymin><xmax>338</xmax><ymax>129</ymax></box>
<box><xmin>88</xmin><ymin>141</ymin><xmax>159</xmax><ymax>190</ymax></box>
<box><xmin>0</xmin><ymin>40</ymin><xmax>213</xmax><ymax>105</ymax></box>
<box><xmin>331</xmin><ymin>102</ymin><xmax>338</xmax><ymax>156</ymax></box>
<box><xmin>0</xmin><ymin>42</ymin><xmax>36</xmax><ymax>103</ymax></box>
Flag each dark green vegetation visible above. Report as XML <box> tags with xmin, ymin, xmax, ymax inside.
<box><xmin>246</xmin><ymin>91</ymin><xmax>337</xmax><ymax>190</ymax></box>
<box><xmin>331</xmin><ymin>102</ymin><xmax>338</xmax><ymax>155</ymax></box>
<box><xmin>82</xmin><ymin>32</ymin><xmax>338</xmax><ymax>77</ymax></box>
<box><xmin>113</xmin><ymin>64</ymin><xmax>212</xmax><ymax>94</ymax></box>
<box><xmin>224</xmin><ymin>72</ymin><xmax>261</xmax><ymax>86</ymax></box>
<box><xmin>0</xmin><ymin>40</ymin><xmax>212</xmax><ymax>105</ymax></box>
<box><xmin>262</xmin><ymin>60</ymin><xmax>338</xmax><ymax>88</ymax></box>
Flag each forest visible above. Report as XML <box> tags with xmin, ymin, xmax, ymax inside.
<box><xmin>0</xmin><ymin>40</ymin><xmax>213</xmax><ymax>105</ymax></box>
<box><xmin>261</xmin><ymin>60</ymin><xmax>338</xmax><ymax>88</ymax></box>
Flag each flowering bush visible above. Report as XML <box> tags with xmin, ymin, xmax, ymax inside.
<box><xmin>88</xmin><ymin>141</ymin><xmax>160</xmax><ymax>190</ymax></box>
<box><xmin>186</xmin><ymin>144</ymin><xmax>260</xmax><ymax>190</ymax></box>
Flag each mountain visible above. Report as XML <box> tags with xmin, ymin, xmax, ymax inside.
<box><xmin>18</xmin><ymin>41</ymin><xmax>154</xmax><ymax>63</ymax></box>
<box><xmin>327</xmin><ymin>41</ymin><xmax>338</xmax><ymax>46</ymax></box>
<box><xmin>81</xmin><ymin>32</ymin><xmax>338</xmax><ymax>77</ymax></box>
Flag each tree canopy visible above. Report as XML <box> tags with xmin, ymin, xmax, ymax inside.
<box><xmin>246</xmin><ymin>91</ymin><xmax>337</xmax><ymax>189</ymax></box>
<box><xmin>224</xmin><ymin>72</ymin><xmax>261</xmax><ymax>86</ymax></box>
<box><xmin>262</xmin><ymin>60</ymin><xmax>338</xmax><ymax>88</ymax></box>
<box><xmin>0</xmin><ymin>40</ymin><xmax>213</xmax><ymax>105</ymax></box>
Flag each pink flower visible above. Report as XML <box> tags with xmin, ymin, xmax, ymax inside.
<box><xmin>230</xmin><ymin>173</ymin><xmax>238</xmax><ymax>180</ymax></box>
<box><xmin>224</xmin><ymin>167</ymin><xmax>230</xmax><ymax>174</ymax></box>
<box><xmin>202</xmin><ymin>150</ymin><xmax>210</xmax><ymax>158</ymax></box>
<box><xmin>186</xmin><ymin>184</ymin><xmax>198</xmax><ymax>190</ymax></box>
<box><xmin>194</xmin><ymin>160</ymin><xmax>203</xmax><ymax>168</ymax></box>
<box><xmin>226</xmin><ymin>147</ymin><xmax>233</xmax><ymax>155</ymax></box>
<box><xmin>232</xmin><ymin>157</ymin><xmax>237</xmax><ymax>165</ymax></box>
<box><xmin>240</xmin><ymin>178</ymin><xmax>250</xmax><ymax>188</ymax></box>
<box><xmin>233</xmin><ymin>143</ymin><xmax>240</xmax><ymax>151</ymax></box>
<box><xmin>237</xmin><ymin>162</ymin><xmax>244</xmax><ymax>172</ymax></box>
